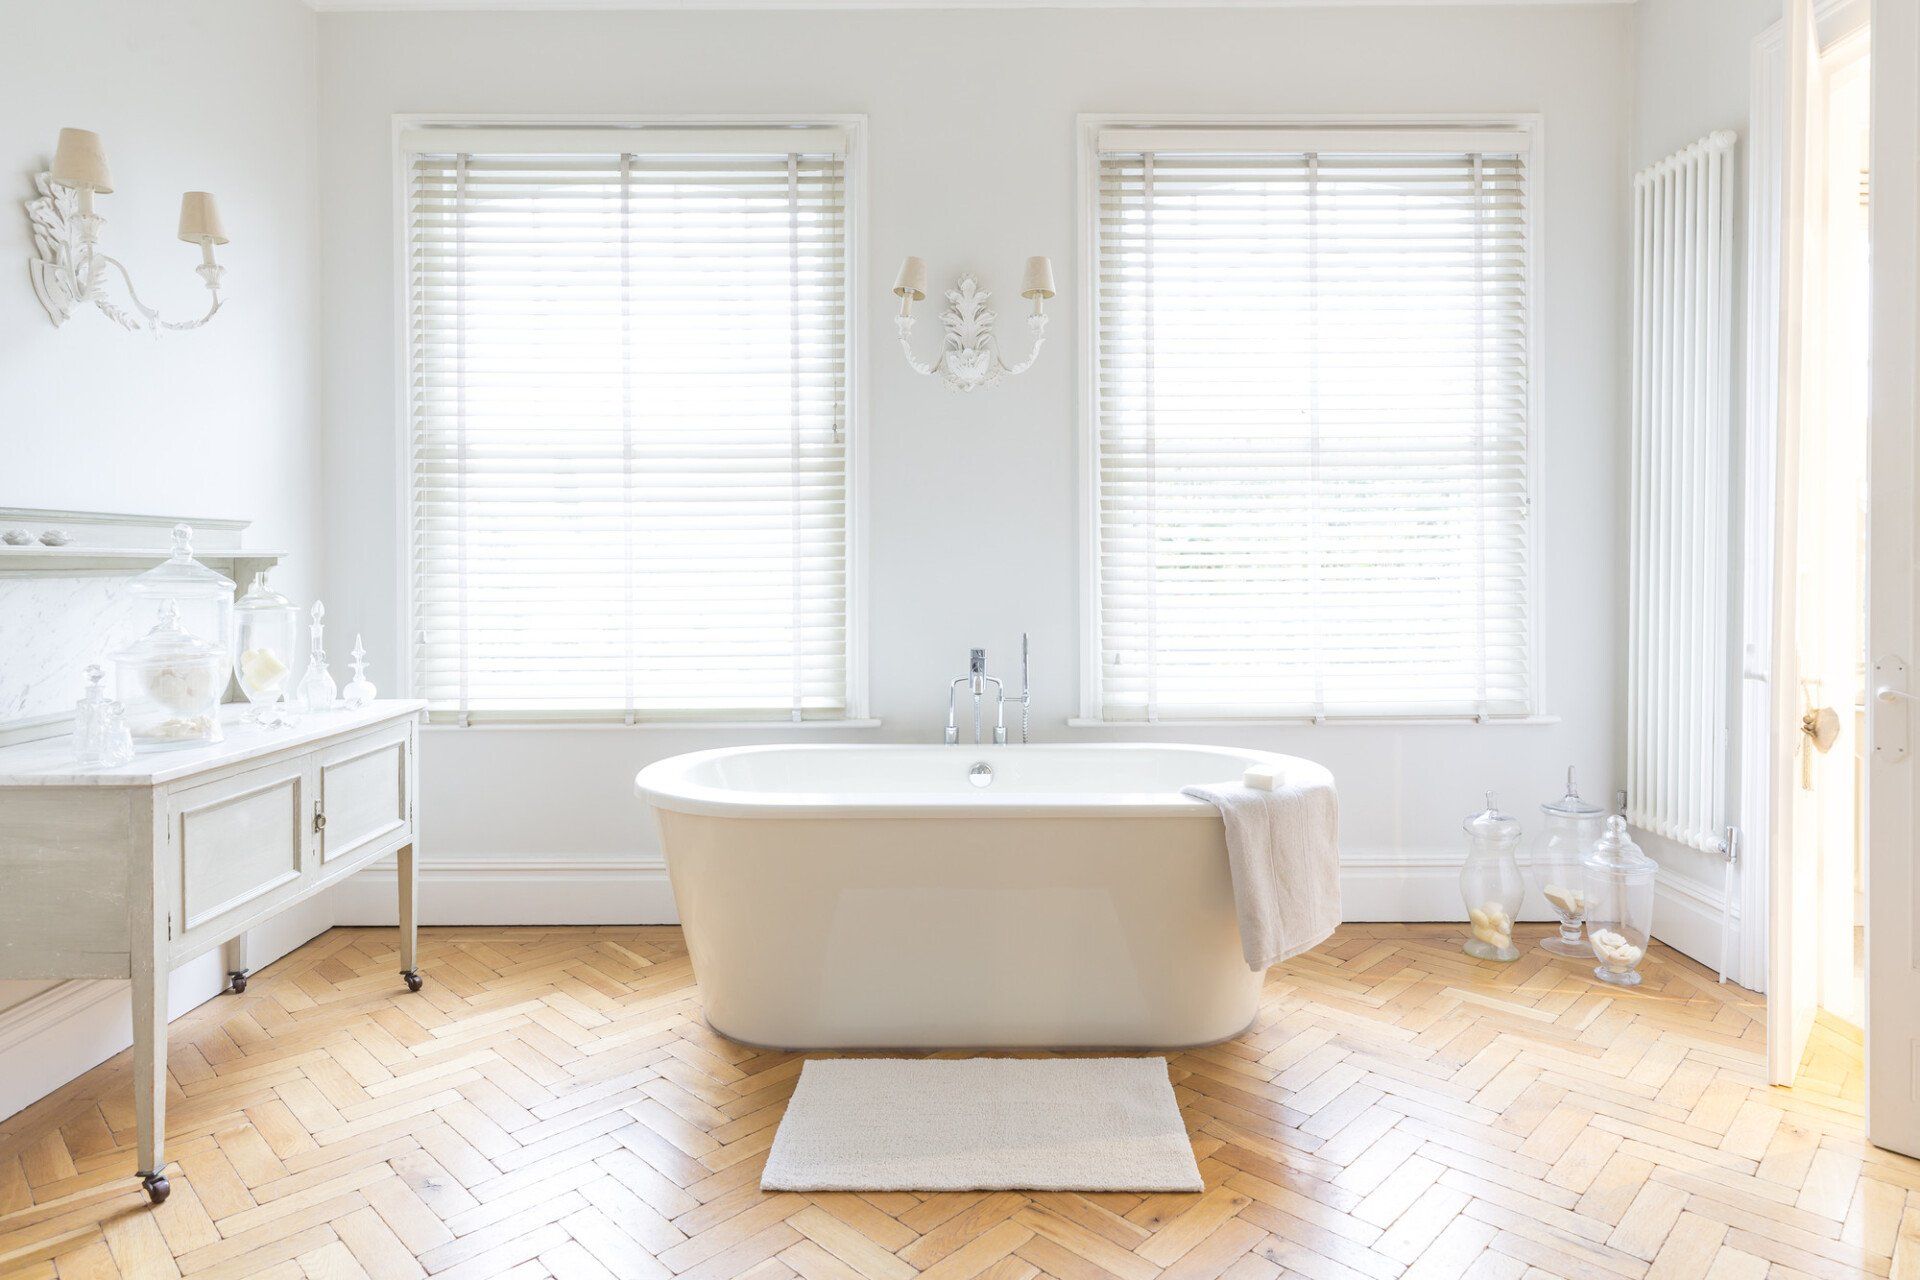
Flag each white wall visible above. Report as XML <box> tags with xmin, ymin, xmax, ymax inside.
<box><xmin>0</xmin><ymin>0</ymin><xmax>322</xmax><ymax>1113</ymax></box>
<box><xmin>317</xmin><ymin>4</ymin><xmax>1633</xmax><ymax>896</ymax></box>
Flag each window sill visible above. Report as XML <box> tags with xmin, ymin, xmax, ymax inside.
<box><xmin>423</xmin><ymin>718</ymin><xmax>884</xmax><ymax>732</ymax></box>
<box><xmin>1066</xmin><ymin>715</ymin><xmax>1561</xmax><ymax>728</ymax></box>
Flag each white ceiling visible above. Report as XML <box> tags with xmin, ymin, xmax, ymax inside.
<box><xmin>306</xmin><ymin>0</ymin><xmax>1633</xmax><ymax>10</ymax></box>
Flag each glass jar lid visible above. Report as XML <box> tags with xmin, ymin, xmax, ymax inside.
<box><xmin>113</xmin><ymin>600</ymin><xmax>226</xmax><ymax>666</ymax></box>
<box><xmin>127</xmin><ymin>524</ymin><xmax>235</xmax><ymax>602</ymax></box>
<box><xmin>1541</xmin><ymin>766</ymin><xmax>1606</xmax><ymax>819</ymax></box>
<box><xmin>1463</xmin><ymin>791</ymin><xmax>1522</xmax><ymax>846</ymax></box>
<box><xmin>235</xmin><ymin>569</ymin><xmax>294</xmax><ymax>614</ymax></box>
<box><xmin>1584</xmin><ymin>815</ymin><xmax>1656</xmax><ymax>873</ymax></box>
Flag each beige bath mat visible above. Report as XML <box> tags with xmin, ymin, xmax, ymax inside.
<box><xmin>760</xmin><ymin>1057</ymin><xmax>1201</xmax><ymax>1192</ymax></box>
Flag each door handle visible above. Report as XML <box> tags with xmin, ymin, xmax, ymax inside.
<box><xmin>1876</xmin><ymin>686</ymin><xmax>1920</xmax><ymax>703</ymax></box>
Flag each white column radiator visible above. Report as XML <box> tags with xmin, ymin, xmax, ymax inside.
<box><xmin>1627</xmin><ymin>130</ymin><xmax>1737</xmax><ymax>853</ymax></box>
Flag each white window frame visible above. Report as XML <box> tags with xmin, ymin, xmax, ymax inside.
<box><xmin>391</xmin><ymin>114</ymin><xmax>871</xmax><ymax>728</ymax></box>
<box><xmin>1073</xmin><ymin>113</ymin><xmax>1550</xmax><ymax>726</ymax></box>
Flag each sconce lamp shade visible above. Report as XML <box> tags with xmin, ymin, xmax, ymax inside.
<box><xmin>177</xmin><ymin>192</ymin><xmax>228</xmax><ymax>245</ymax></box>
<box><xmin>893</xmin><ymin>256</ymin><xmax>928</xmax><ymax>302</ymax></box>
<box><xmin>1021</xmin><ymin>256</ymin><xmax>1056</xmax><ymax>300</ymax></box>
<box><xmin>50</xmin><ymin>128</ymin><xmax>114</xmax><ymax>194</ymax></box>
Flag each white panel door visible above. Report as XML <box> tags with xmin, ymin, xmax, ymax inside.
<box><xmin>1867</xmin><ymin>0</ymin><xmax>1920</xmax><ymax>1158</ymax></box>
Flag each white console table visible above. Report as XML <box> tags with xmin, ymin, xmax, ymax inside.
<box><xmin>0</xmin><ymin>699</ymin><xmax>426</xmax><ymax>1204</ymax></box>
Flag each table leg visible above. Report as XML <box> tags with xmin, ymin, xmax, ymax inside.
<box><xmin>398</xmin><ymin>841</ymin><xmax>422</xmax><ymax>992</ymax></box>
<box><xmin>132</xmin><ymin>794</ymin><xmax>170</xmax><ymax>1205</ymax></box>
<box><xmin>131</xmin><ymin>944</ymin><xmax>170</xmax><ymax>1204</ymax></box>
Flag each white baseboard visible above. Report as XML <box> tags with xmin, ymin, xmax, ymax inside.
<box><xmin>0</xmin><ymin>845</ymin><xmax>1752</xmax><ymax>1125</ymax></box>
<box><xmin>1652</xmin><ymin>867</ymin><xmax>1744</xmax><ymax>984</ymax></box>
<box><xmin>0</xmin><ymin>894</ymin><xmax>338</xmax><ymax>1125</ymax></box>
<box><xmin>334</xmin><ymin>847</ymin><xmax>1548</xmax><ymax>926</ymax></box>
<box><xmin>330</xmin><ymin>856</ymin><xmax>678</xmax><ymax>926</ymax></box>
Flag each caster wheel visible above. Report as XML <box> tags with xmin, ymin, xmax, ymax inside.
<box><xmin>228</xmin><ymin>971</ymin><xmax>248</xmax><ymax>994</ymax></box>
<box><xmin>403</xmin><ymin>970</ymin><xmax>423</xmax><ymax>993</ymax></box>
<box><xmin>141</xmin><ymin>1172</ymin><xmax>170</xmax><ymax>1205</ymax></box>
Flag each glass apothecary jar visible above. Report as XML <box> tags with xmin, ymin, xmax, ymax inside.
<box><xmin>127</xmin><ymin>524</ymin><xmax>235</xmax><ymax>657</ymax></box>
<box><xmin>233</xmin><ymin>572</ymin><xmax>299</xmax><ymax>724</ymax></box>
<box><xmin>113</xmin><ymin>601</ymin><xmax>228</xmax><ymax>751</ymax></box>
<box><xmin>1531</xmin><ymin>768</ymin><xmax>1607</xmax><ymax>959</ymax></box>
<box><xmin>1460</xmin><ymin>793</ymin><xmax>1524</xmax><ymax>962</ymax></box>
<box><xmin>1583</xmin><ymin>816</ymin><xmax>1656</xmax><ymax>986</ymax></box>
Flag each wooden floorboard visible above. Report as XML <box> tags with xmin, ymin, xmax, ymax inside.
<box><xmin>0</xmin><ymin>924</ymin><xmax>1913</xmax><ymax>1280</ymax></box>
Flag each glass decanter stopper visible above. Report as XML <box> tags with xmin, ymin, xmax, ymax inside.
<box><xmin>342</xmin><ymin>634</ymin><xmax>378</xmax><ymax>709</ymax></box>
<box><xmin>295</xmin><ymin>600</ymin><xmax>338</xmax><ymax>712</ymax></box>
<box><xmin>72</xmin><ymin>664</ymin><xmax>135</xmax><ymax>767</ymax></box>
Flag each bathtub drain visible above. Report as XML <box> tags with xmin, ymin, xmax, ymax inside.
<box><xmin>968</xmin><ymin>762</ymin><xmax>993</xmax><ymax>788</ymax></box>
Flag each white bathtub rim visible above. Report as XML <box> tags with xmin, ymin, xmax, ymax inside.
<box><xmin>634</xmin><ymin>742</ymin><xmax>1330</xmax><ymax>819</ymax></box>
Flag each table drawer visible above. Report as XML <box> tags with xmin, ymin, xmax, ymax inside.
<box><xmin>170</xmin><ymin>758</ymin><xmax>309</xmax><ymax>937</ymax></box>
<box><xmin>317</xmin><ymin>723</ymin><xmax>412</xmax><ymax>867</ymax></box>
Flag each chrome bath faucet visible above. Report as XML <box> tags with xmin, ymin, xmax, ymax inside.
<box><xmin>945</xmin><ymin>635</ymin><xmax>1030</xmax><ymax>744</ymax></box>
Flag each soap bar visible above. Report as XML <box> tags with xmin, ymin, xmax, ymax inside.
<box><xmin>1468</xmin><ymin>902</ymin><xmax>1514</xmax><ymax>951</ymax></box>
<box><xmin>1590</xmin><ymin>928</ymin><xmax>1644</xmax><ymax>968</ymax></box>
<box><xmin>1243</xmin><ymin>764</ymin><xmax>1279</xmax><ymax>791</ymax></box>
<box><xmin>1543</xmin><ymin>884</ymin><xmax>1586</xmax><ymax>917</ymax></box>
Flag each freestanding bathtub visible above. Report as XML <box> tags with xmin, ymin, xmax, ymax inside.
<box><xmin>635</xmin><ymin>743</ymin><xmax>1333</xmax><ymax>1049</ymax></box>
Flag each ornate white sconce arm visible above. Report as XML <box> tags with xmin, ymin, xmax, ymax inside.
<box><xmin>25</xmin><ymin>130</ymin><xmax>229</xmax><ymax>336</ymax></box>
<box><xmin>893</xmin><ymin>257</ymin><xmax>1054</xmax><ymax>393</ymax></box>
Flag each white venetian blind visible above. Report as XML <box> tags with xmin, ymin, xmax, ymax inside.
<box><xmin>407</xmin><ymin>128</ymin><xmax>851</xmax><ymax>724</ymax></box>
<box><xmin>1091</xmin><ymin>127</ymin><xmax>1535</xmax><ymax>721</ymax></box>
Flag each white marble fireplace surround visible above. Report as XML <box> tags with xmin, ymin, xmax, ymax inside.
<box><xmin>0</xmin><ymin>508</ymin><xmax>300</xmax><ymax>1121</ymax></box>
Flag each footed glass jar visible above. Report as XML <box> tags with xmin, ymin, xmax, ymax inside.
<box><xmin>127</xmin><ymin>524</ymin><xmax>235</xmax><ymax>658</ymax></box>
<box><xmin>233</xmin><ymin>572</ymin><xmax>299</xmax><ymax>724</ymax></box>
<box><xmin>113</xmin><ymin>601</ymin><xmax>228</xmax><ymax>751</ymax></box>
<box><xmin>1531</xmin><ymin>768</ymin><xmax>1607</xmax><ymax>959</ymax></box>
<box><xmin>1460</xmin><ymin>793</ymin><xmax>1524</xmax><ymax>962</ymax></box>
<box><xmin>1583</xmin><ymin>816</ymin><xmax>1656</xmax><ymax>986</ymax></box>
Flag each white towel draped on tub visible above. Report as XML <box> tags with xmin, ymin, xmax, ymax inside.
<box><xmin>1182</xmin><ymin>766</ymin><xmax>1341</xmax><ymax>971</ymax></box>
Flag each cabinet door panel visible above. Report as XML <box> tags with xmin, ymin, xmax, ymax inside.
<box><xmin>319</xmin><ymin>725</ymin><xmax>411</xmax><ymax>867</ymax></box>
<box><xmin>173</xmin><ymin>760</ymin><xmax>306</xmax><ymax>932</ymax></box>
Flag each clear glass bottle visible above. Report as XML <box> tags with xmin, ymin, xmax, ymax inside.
<box><xmin>113</xmin><ymin>600</ymin><xmax>227</xmax><ymax>750</ymax></box>
<box><xmin>1583</xmin><ymin>816</ymin><xmax>1657</xmax><ymax>986</ymax></box>
<box><xmin>72</xmin><ymin>665</ymin><xmax>134</xmax><ymax>767</ymax></box>
<box><xmin>1531</xmin><ymin>767</ymin><xmax>1607</xmax><ymax>959</ymax></box>
<box><xmin>341</xmin><ymin>634</ymin><xmax>377</xmax><ymax>710</ymax></box>
<box><xmin>233</xmin><ymin>572</ymin><xmax>299</xmax><ymax>725</ymax></box>
<box><xmin>1460</xmin><ymin>792</ymin><xmax>1524</xmax><ymax>962</ymax></box>
<box><xmin>126</xmin><ymin>524</ymin><xmax>236</xmax><ymax>658</ymax></box>
<box><xmin>295</xmin><ymin>600</ymin><xmax>337</xmax><ymax>712</ymax></box>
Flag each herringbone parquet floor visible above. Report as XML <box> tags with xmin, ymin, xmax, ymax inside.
<box><xmin>1</xmin><ymin>924</ymin><xmax>1915</xmax><ymax>1280</ymax></box>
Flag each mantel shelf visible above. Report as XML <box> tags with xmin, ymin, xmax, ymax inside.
<box><xmin>0</xmin><ymin>546</ymin><xmax>286</xmax><ymax>573</ymax></box>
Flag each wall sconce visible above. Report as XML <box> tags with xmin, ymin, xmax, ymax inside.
<box><xmin>25</xmin><ymin>128</ymin><xmax>228</xmax><ymax>334</ymax></box>
<box><xmin>894</xmin><ymin>256</ymin><xmax>1053</xmax><ymax>392</ymax></box>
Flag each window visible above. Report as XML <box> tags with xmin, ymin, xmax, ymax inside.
<box><xmin>405</xmin><ymin>124</ymin><xmax>856</xmax><ymax>724</ymax></box>
<box><xmin>1086</xmin><ymin>121</ymin><xmax>1537</xmax><ymax>721</ymax></box>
